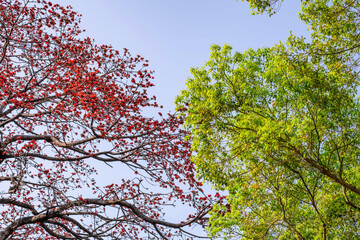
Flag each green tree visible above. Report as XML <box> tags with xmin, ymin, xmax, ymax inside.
<box><xmin>176</xmin><ymin>0</ymin><xmax>360</xmax><ymax>239</ymax></box>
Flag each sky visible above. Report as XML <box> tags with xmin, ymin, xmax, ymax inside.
<box><xmin>51</xmin><ymin>0</ymin><xmax>310</xmax><ymax>237</ymax></box>
<box><xmin>58</xmin><ymin>0</ymin><xmax>309</xmax><ymax>112</ymax></box>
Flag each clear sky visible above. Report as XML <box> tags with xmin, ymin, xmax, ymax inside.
<box><xmin>57</xmin><ymin>0</ymin><xmax>309</xmax><ymax>112</ymax></box>
<box><xmin>52</xmin><ymin>0</ymin><xmax>310</xmax><ymax>236</ymax></box>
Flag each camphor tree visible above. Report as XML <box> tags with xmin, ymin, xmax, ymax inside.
<box><xmin>236</xmin><ymin>0</ymin><xmax>284</xmax><ymax>15</ymax></box>
<box><xmin>0</xmin><ymin>0</ymin><xmax>216</xmax><ymax>239</ymax></box>
<box><xmin>177</xmin><ymin>0</ymin><xmax>360</xmax><ymax>239</ymax></box>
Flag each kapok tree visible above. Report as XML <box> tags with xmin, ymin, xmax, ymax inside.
<box><xmin>0</xmin><ymin>0</ymin><xmax>215</xmax><ymax>239</ymax></box>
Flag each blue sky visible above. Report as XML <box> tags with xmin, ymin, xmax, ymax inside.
<box><xmin>59</xmin><ymin>0</ymin><xmax>309</xmax><ymax>112</ymax></box>
<box><xmin>52</xmin><ymin>0</ymin><xmax>310</xmax><ymax>236</ymax></box>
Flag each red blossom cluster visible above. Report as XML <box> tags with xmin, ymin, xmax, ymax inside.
<box><xmin>0</xmin><ymin>0</ymin><xmax>218</xmax><ymax>239</ymax></box>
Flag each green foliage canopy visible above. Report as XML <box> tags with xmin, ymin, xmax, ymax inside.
<box><xmin>176</xmin><ymin>0</ymin><xmax>360</xmax><ymax>239</ymax></box>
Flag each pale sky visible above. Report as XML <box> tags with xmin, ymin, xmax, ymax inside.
<box><xmin>51</xmin><ymin>0</ymin><xmax>310</xmax><ymax>237</ymax></box>
<box><xmin>57</xmin><ymin>0</ymin><xmax>309</xmax><ymax>112</ymax></box>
